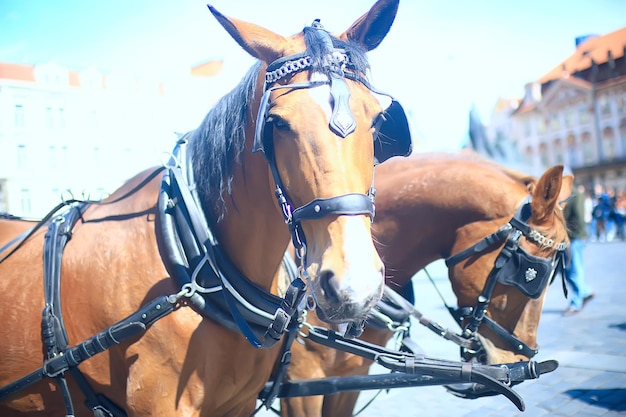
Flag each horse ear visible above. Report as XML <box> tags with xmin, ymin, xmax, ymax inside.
<box><xmin>208</xmin><ymin>5</ymin><xmax>286</xmax><ymax>63</ymax></box>
<box><xmin>531</xmin><ymin>165</ymin><xmax>564</xmax><ymax>222</ymax></box>
<box><xmin>339</xmin><ymin>0</ymin><xmax>399</xmax><ymax>51</ymax></box>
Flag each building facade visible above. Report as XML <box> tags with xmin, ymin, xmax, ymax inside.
<box><xmin>0</xmin><ymin>61</ymin><xmax>224</xmax><ymax>217</ymax></box>
<box><xmin>508</xmin><ymin>28</ymin><xmax>626</xmax><ymax>193</ymax></box>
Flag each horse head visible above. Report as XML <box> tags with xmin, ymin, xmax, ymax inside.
<box><xmin>449</xmin><ymin>165</ymin><xmax>572</xmax><ymax>365</ymax></box>
<box><xmin>207</xmin><ymin>0</ymin><xmax>411</xmax><ymax>326</ymax></box>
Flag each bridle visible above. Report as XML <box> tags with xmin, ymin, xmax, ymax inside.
<box><xmin>444</xmin><ymin>197</ymin><xmax>568</xmax><ymax>361</ymax></box>
<box><xmin>254</xmin><ymin>20</ymin><xmax>411</xmax><ymax>260</ymax></box>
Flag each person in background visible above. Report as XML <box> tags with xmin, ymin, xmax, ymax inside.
<box><xmin>563</xmin><ymin>183</ymin><xmax>595</xmax><ymax>316</ymax></box>
<box><xmin>614</xmin><ymin>188</ymin><xmax>626</xmax><ymax>241</ymax></box>
<box><xmin>592</xmin><ymin>185</ymin><xmax>612</xmax><ymax>242</ymax></box>
<box><xmin>583</xmin><ymin>188</ymin><xmax>594</xmax><ymax>239</ymax></box>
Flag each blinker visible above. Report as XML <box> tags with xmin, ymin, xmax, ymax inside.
<box><xmin>495</xmin><ymin>245</ymin><xmax>555</xmax><ymax>299</ymax></box>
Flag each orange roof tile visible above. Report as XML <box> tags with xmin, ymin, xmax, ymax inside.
<box><xmin>540</xmin><ymin>27</ymin><xmax>626</xmax><ymax>83</ymax></box>
<box><xmin>191</xmin><ymin>60</ymin><xmax>224</xmax><ymax>78</ymax></box>
<box><xmin>68</xmin><ymin>70</ymin><xmax>80</xmax><ymax>87</ymax></box>
<box><xmin>0</xmin><ymin>62</ymin><xmax>35</xmax><ymax>82</ymax></box>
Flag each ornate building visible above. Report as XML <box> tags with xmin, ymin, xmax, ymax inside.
<box><xmin>509</xmin><ymin>28</ymin><xmax>626</xmax><ymax>192</ymax></box>
<box><xmin>0</xmin><ymin>60</ymin><xmax>225</xmax><ymax>217</ymax></box>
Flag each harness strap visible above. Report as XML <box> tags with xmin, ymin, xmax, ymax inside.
<box><xmin>157</xmin><ymin>141</ymin><xmax>307</xmax><ymax>349</ymax></box>
<box><xmin>267</xmin><ymin>325</ymin><xmax>534</xmax><ymax>411</ymax></box>
<box><xmin>0</xmin><ymin>296</ymin><xmax>176</xmax><ymax>403</ymax></box>
<box><xmin>41</xmin><ymin>203</ymin><xmax>86</xmax><ymax>417</ymax></box>
<box><xmin>376</xmin><ymin>286</ymin><xmax>478</xmax><ymax>350</ymax></box>
<box><xmin>445</xmin><ymin>224</ymin><xmax>512</xmax><ymax>267</ymax></box>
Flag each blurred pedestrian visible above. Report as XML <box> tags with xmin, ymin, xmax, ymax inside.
<box><xmin>583</xmin><ymin>188</ymin><xmax>594</xmax><ymax>239</ymax></box>
<box><xmin>592</xmin><ymin>186</ymin><xmax>612</xmax><ymax>242</ymax></box>
<box><xmin>614</xmin><ymin>189</ymin><xmax>626</xmax><ymax>241</ymax></box>
<box><xmin>563</xmin><ymin>183</ymin><xmax>595</xmax><ymax>316</ymax></box>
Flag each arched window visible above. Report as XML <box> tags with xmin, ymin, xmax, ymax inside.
<box><xmin>578</xmin><ymin>102</ymin><xmax>591</xmax><ymax>124</ymax></box>
<box><xmin>582</xmin><ymin>132</ymin><xmax>594</xmax><ymax>164</ymax></box>
<box><xmin>539</xmin><ymin>142</ymin><xmax>549</xmax><ymax>168</ymax></box>
<box><xmin>602</xmin><ymin>126</ymin><xmax>616</xmax><ymax>160</ymax></box>
<box><xmin>524</xmin><ymin>145</ymin><xmax>534</xmax><ymax>166</ymax></box>
<box><xmin>553</xmin><ymin>138</ymin><xmax>564</xmax><ymax>164</ymax></box>
<box><xmin>619</xmin><ymin>118</ymin><xmax>626</xmax><ymax>158</ymax></box>
<box><xmin>567</xmin><ymin>134</ymin><xmax>578</xmax><ymax>167</ymax></box>
<box><xmin>598</xmin><ymin>94</ymin><xmax>611</xmax><ymax>117</ymax></box>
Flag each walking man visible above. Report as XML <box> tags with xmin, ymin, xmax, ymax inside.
<box><xmin>563</xmin><ymin>183</ymin><xmax>595</xmax><ymax>316</ymax></box>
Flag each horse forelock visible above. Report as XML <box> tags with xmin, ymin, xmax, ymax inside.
<box><xmin>302</xmin><ymin>27</ymin><xmax>370</xmax><ymax>76</ymax></box>
<box><xmin>190</xmin><ymin>61</ymin><xmax>262</xmax><ymax>221</ymax></box>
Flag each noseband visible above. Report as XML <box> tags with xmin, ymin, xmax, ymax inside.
<box><xmin>445</xmin><ymin>197</ymin><xmax>568</xmax><ymax>360</ymax></box>
<box><xmin>254</xmin><ymin>20</ymin><xmax>411</xmax><ymax>258</ymax></box>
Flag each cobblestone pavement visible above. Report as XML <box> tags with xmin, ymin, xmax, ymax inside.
<box><xmin>257</xmin><ymin>240</ymin><xmax>626</xmax><ymax>416</ymax></box>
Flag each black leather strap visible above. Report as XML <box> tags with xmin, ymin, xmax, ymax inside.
<box><xmin>292</xmin><ymin>194</ymin><xmax>374</xmax><ymax>222</ymax></box>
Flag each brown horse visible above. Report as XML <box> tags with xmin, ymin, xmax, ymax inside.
<box><xmin>0</xmin><ymin>1</ymin><xmax>412</xmax><ymax>415</ymax></box>
<box><xmin>281</xmin><ymin>152</ymin><xmax>572</xmax><ymax>417</ymax></box>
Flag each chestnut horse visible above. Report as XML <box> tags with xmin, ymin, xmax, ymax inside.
<box><xmin>281</xmin><ymin>152</ymin><xmax>572</xmax><ymax>417</ymax></box>
<box><xmin>0</xmin><ymin>1</ymin><xmax>412</xmax><ymax>416</ymax></box>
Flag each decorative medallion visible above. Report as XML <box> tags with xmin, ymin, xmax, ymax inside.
<box><xmin>525</xmin><ymin>267</ymin><xmax>538</xmax><ymax>282</ymax></box>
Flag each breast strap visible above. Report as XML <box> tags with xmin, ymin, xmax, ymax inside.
<box><xmin>155</xmin><ymin>139</ymin><xmax>306</xmax><ymax>348</ymax></box>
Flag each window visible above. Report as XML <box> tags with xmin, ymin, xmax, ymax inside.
<box><xmin>619</xmin><ymin>117</ymin><xmax>626</xmax><ymax>158</ymax></box>
<box><xmin>567</xmin><ymin>134</ymin><xmax>578</xmax><ymax>167</ymax></box>
<box><xmin>14</xmin><ymin>104</ymin><xmax>24</xmax><ymax>128</ymax></box>
<box><xmin>549</xmin><ymin>112</ymin><xmax>560</xmax><ymax>131</ymax></box>
<box><xmin>523</xmin><ymin>119</ymin><xmax>531</xmax><ymax>137</ymax></box>
<box><xmin>58</xmin><ymin>108</ymin><xmax>65</xmax><ymax>128</ymax></box>
<box><xmin>539</xmin><ymin>142</ymin><xmax>549</xmax><ymax>168</ymax></box>
<box><xmin>20</xmin><ymin>189</ymin><xmax>31</xmax><ymax>215</ymax></box>
<box><xmin>598</xmin><ymin>94</ymin><xmax>611</xmax><ymax>117</ymax></box>
<box><xmin>46</xmin><ymin>106</ymin><xmax>54</xmax><ymax>128</ymax></box>
<box><xmin>537</xmin><ymin>117</ymin><xmax>546</xmax><ymax>134</ymax></box>
<box><xmin>524</xmin><ymin>146</ymin><xmax>534</xmax><ymax>167</ymax></box>
<box><xmin>578</xmin><ymin>102</ymin><xmax>590</xmax><ymax>124</ymax></box>
<box><xmin>618</xmin><ymin>91</ymin><xmax>626</xmax><ymax>114</ymax></box>
<box><xmin>564</xmin><ymin>107</ymin><xmax>575</xmax><ymax>128</ymax></box>
<box><xmin>553</xmin><ymin>138</ymin><xmax>564</xmax><ymax>164</ymax></box>
<box><xmin>49</xmin><ymin>145</ymin><xmax>57</xmax><ymax>169</ymax></box>
<box><xmin>582</xmin><ymin>132</ymin><xmax>594</xmax><ymax>164</ymax></box>
<box><xmin>60</xmin><ymin>146</ymin><xmax>69</xmax><ymax>167</ymax></box>
<box><xmin>602</xmin><ymin>127</ymin><xmax>616</xmax><ymax>160</ymax></box>
<box><xmin>17</xmin><ymin>144</ymin><xmax>27</xmax><ymax>169</ymax></box>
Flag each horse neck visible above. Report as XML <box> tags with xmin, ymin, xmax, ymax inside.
<box><xmin>213</xmin><ymin>145</ymin><xmax>291</xmax><ymax>292</ymax></box>
<box><xmin>374</xmin><ymin>157</ymin><xmax>527</xmax><ymax>283</ymax></box>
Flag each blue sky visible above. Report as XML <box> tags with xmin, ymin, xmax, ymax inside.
<box><xmin>1</xmin><ymin>0</ymin><xmax>625</xmax><ymax>151</ymax></box>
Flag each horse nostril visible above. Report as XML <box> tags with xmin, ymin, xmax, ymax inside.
<box><xmin>320</xmin><ymin>270</ymin><xmax>341</xmax><ymax>305</ymax></box>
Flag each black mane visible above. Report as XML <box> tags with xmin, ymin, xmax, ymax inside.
<box><xmin>189</xmin><ymin>61</ymin><xmax>261</xmax><ymax>221</ymax></box>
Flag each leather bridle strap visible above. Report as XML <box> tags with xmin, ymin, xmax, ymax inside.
<box><xmin>259</xmin><ymin>81</ymin><xmax>376</xmax><ymax>255</ymax></box>
<box><xmin>445</xmin><ymin>224</ymin><xmax>513</xmax><ymax>268</ymax></box>
<box><xmin>461</xmin><ymin>230</ymin><xmax>540</xmax><ymax>357</ymax></box>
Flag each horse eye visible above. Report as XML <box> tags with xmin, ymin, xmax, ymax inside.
<box><xmin>268</xmin><ymin>115</ymin><xmax>289</xmax><ymax>131</ymax></box>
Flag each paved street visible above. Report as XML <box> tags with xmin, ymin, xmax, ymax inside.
<box><xmin>258</xmin><ymin>240</ymin><xmax>626</xmax><ymax>416</ymax></box>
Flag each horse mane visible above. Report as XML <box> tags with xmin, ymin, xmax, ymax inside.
<box><xmin>189</xmin><ymin>61</ymin><xmax>262</xmax><ymax>221</ymax></box>
<box><xmin>190</xmin><ymin>28</ymin><xmax>372</xmax><ymax>222</ymax></box>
